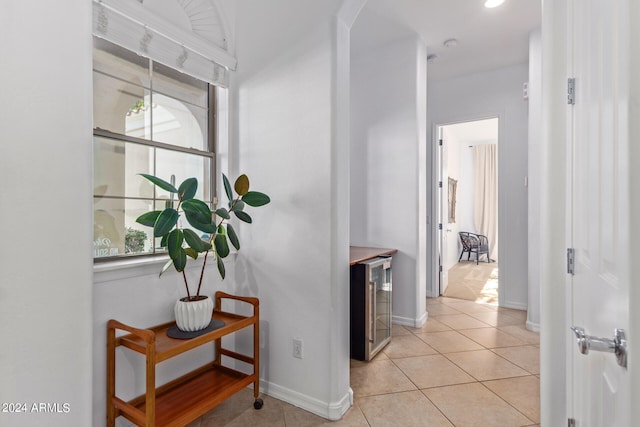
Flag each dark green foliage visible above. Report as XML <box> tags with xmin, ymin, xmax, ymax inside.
<box><xmin>135</xmin><ymin>173</ymin><xmax>270</xmax><ymax>298</ymax></box>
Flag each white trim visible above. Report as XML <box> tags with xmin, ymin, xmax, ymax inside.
<box><xmin>525</xmin><ymin>320</ymin><xmax>540</xmax><ymax>333</ymax></box>
<box><xmin>393</xmin><ymin>312</ymin><xmax>427</xmax><ymax>328</ymax></box>
<box><xmin>94</xmin><ymin>253</ymin><xmax>236</xmax><ymax>283</ymax></box>
<box><xmin>259</xmin><ymin>380</ymin><xmax>352</xmax><ymax>421</ymax></box>
<box><xmin>501</xmin><ymin>300</ymin><xmax>528</xmax><ymax>311</ymax></box>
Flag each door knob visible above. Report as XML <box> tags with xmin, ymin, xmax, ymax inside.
<box><xmin>570</xmin><ymin>326</ymin><xmax>627</xmax><ymax>368</ymax></box>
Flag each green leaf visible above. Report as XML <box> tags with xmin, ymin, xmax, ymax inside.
<box><xmin>216</xmin><ymin>255</ymin><xmax>226</xmax><ymax>279</ymax></box>
<box><xmin>139</xmin><ymin>173</ymin><xmax>178</xmax><ymax>193</ymax></box>
<box><xmin>136</xmin><ymin>210</ymin><xmax>162</xmax><ymax>227</ymax></box>
<box><xmin>222</xmin><ymin>174</ymin><xmax>233</xmax><ymax>202</ymax></box>
<box><xmin>234</xmin><ymin>210</ymin><xmax>253</xmax><ymax>224</ymax></box>
<box><xmin>154</xmin><ymin>208</ymin><xmax>179</xmax><ymax>237</ymax></box>
<box><xmin>242</xmin><ymin>191</ymin><xmax>271</xmax><ymax>207</ymax></box>
<box><xmin>178</xmin><ymin>177</ymin><xmax>198</xmax><ymax>201</ymax></box>
<box><xmin>159</xmin><ymin>259</ymin><xmax>173</xmax><ymax>277</ymax></box>
<box><xmin>234</xmin><ymin>174</ymin><xmax>250</xmax><ymax>196</ymax></box>
<box><xmin>230</xmin><ymin>200</ymin><xmax>245</xmax><ymax>212</ymax></box>
<box><xmin>214</xmin><ymin>208</ymin><xmax>230</xmax><ymax>220</ymax></box>
<box><xmin>185</xmin><ymin>247</ymin><xmax>199</xmax><ymax>259</ymax></box>
<box><xmin>183</xmin><ymin>228</ymin><xmax>212</xmax><ymax>252</ymax></box>
<box><xmin>167</xmin><ymin>229</ymin><xmax>184</xmax><ymax>259</ymax></box>
<box><xmin>214</xmin><ymin>233</ymin><xmax>230</xmax><ymax>258</ymax></box>
<box><xmin>160</xmin><ymin>234</ymin><xmax>169</xmax><ymax>248</ymax></box>
<box><xmin>226</xmin><ymin>224</ymin><xmax>240</xmax><ymax>250</ymax></box>
<box><xmin>172</xmin><ymin>247</ymin><xmax>187</xmax><ymax>271</ymax></box>
<box><xmin>182</xmin><ymin>200</ymin><xmax>216</xmax><ymax>233</ymax></box>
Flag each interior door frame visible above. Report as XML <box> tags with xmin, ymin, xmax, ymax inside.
<box><xmin>430</xmin><ymin>114</ymin><xmax>502</xmax><ymax>301</ymax></box>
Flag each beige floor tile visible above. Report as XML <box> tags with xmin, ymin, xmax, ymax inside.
<box><xmin>283</xmin><ymin>402</ymin><xmax>334</xmax><ymax>427</ymax></box>
<box><xmin>414</xmin><ymin>317</ymin><xmax>453</xmax><ymax>333</ymax></box>
<box><xmin>492</xmin><ymin>345</ymin><xmax>540</xmax><ymax>374</ymax></box>
<box><xmin>496</xmin><ymin>307</ymin><xmax>528</xmax><ymax>321</ymax></box>
<box><xmin>394</xmin><ymin>354</ymin><xmax>476</xmax><ymax>389</ymax></box>
<box><xmin>423</xmin><ymin>382</ymin><xmax>532</xmax><ymax>427</ymax></box>
<box><xmin>498</xmin><ymin>324</ymin><xmax>540</xmax><ymax>345</ymax></box>
<box><xmin>445</xmin><ymin>349</ymin><xmax>530</xmax><ymax>381</ymax></box>
<box><xmin>350</xmin><ymin>359</ymin><xmax>416</xmax><ymax>397</ymax></box>
<box><xmin>204</xmin><ymin>392</ymin><xmax>286</xmax><ymax>427</ymax></box>
<box><xmin>199</xmin><ymin>388</ymin><xmax>255</xmax><ymax>425</ymax></box>
<box><xmin>459</xmin><ymin>327</ymin><xmax>527</xmax><ymax>348</ymax></box>
<box><xmin>467</xmin><ymin>310</ymin><xmax>525</xmax><ymax>327</ymax></box>
<box><xmin>425</xmin><ymin>303</ymin><xmax>463</xmax><ymax>316</ymax></box>
<box><xmin>359</xmin><ymin>390</ymin><xmax>453</xmax><ymax>427</ymax></box>
<box><xmin>322</xmin><ymin>404</ymin><xmax>370</xmax><ymax>426</ymax></box>
<box><xmin>350</xmin><ymin>350</ymin><xmax>388</xmax><ymax>369</ymax></box>
<box><xmin>431</xmin><ymin>313</ymin><xmax>492</xmax><ymax>330</ymax></box>
<box><xmin>382</xmin><ymin>334</ymin><xmax>437</xmax><ymax>359</ymax></box>
<box><xmin>415</xmin><ymin>330</ymin><xmax>484</xmax><ymax>353</ymax></box>
<box><xmin>392</xmin><ymin>323</ymin><xmax>412</xmax><ymax>336</ymax></box>
<box><xmin>446</xmin><ymin>300</ymin><xmax>497</xmax><ymax>314</ymax></box>
<box><xmin>438</xmin><ymin>296</ymin><xmax>468</xmax><ymax>305</ymax></box>
<box><xmin>483</xmin><ymin>375</ymin><xmax>540</xmax><ymax>423</ymax></box>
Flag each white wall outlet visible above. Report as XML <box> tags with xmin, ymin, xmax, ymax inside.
<box><xmin>293</xmin><ymin>337</ymin><xmax>303</xmax><ymax>359</ymax></box>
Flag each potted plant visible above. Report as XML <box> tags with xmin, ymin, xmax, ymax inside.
<box><xmin>136</xmin><ymin>173</ymin><xmax>270</xmax><ymax>332</ymax></box>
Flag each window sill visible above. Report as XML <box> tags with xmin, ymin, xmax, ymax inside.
<box><xmin>94</xmin><ymin>253</ymin><xmax>235</xmax><ymax>283</ymax></box>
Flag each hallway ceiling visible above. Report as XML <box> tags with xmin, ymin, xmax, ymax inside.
<box><xmin>357</xmin><ymin>0</ymin><xmax>541</xmax><ymax>80</ymax></box>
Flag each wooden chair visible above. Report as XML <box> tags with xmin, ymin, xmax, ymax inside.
<box><xmin>458</xmin><ymin>232</ymin><xmax>491</xmax><ymax>265</ymax></box>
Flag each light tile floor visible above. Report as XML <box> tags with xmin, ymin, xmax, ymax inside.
<box><xmin>182</xmin><ymin>296</ymin><xmax>540</xmax><ymax>426</ymax></box>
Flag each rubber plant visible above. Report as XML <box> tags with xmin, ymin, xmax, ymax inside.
<box><xmin>135</xmin><ymin>173</ymin><xmax>270</xmax><ymax>301</ymax></box>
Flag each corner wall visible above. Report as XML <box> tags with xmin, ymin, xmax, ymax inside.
<box><xmin>428</xmin><ymin>64</ymin><xmax>530</xmax><ymax>309</ymax></box>
<box><xmin>350</xmin><ymin>34</ymin><xmax>428</xmax><ymax>327</ymax></box>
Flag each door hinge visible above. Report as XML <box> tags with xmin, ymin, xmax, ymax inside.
<box><xmin>439</xmin><ymin>139</ymin><xmax>443</xmax><ymax>146</ymax></box>
<box><xmin>567</xmin><ymin>248</ymin><xmax>575</xmax><ymax>275</ymax></box>
<box><xmin>568</xmin><ymin>78</ymin><xmax>576</xmax><ymax>105</ymax></box>
<box><xmin>438</xmin><ymin>181</ymin><xmax>443</xmax><ymax>188</ymax></box>
<box><xmin>568</xmin><ymin>418</ymin><xmax>576</xmax><ymax>427</ymax></box>
<box><xmin>439</xmin><ymin>265</ymin><xmax>443</xmax><ymax>272</ymax></box>
<box><xmin>438</xmin><ymin>223</ymin><xmax>443</xmax><ymax>230</ymax></box>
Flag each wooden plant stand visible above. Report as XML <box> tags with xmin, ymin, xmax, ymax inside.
<box><xmin>107</xmin><ymin>291</ymin><xmax>261</xmax><ymax>427</ymax></box>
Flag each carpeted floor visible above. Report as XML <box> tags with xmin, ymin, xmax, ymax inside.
<box><xmin>444</xmin><ymin>260</ymin><xmax>499</xmax><ymax>304</ymax></box>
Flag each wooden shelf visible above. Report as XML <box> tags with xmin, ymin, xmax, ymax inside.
<box><xmin>107</xmin><ymin>291</ymin><xmax>261</xmax><ymax>427</ymax></box>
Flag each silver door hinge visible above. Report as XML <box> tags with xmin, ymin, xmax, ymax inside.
<box><xmin>568</xmin><ymin>418</ymin><xmax>576</xmax><ymax>427</ymax></box>
<box><xmin>567</xmin><ymin>248</ymin><xmax>575</xmax><ymax>275</ymax></box>
<box><xmin>438</xmin><ymin>181</ymin><xmax>443</xmax><ymax>188</ymax></box>
<box><xmin>568</xmin><ymin>78</ymin><xmax>576</xmax><ymax>105</ymax></box>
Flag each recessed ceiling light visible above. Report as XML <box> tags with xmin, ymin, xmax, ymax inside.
<box><xmin>484</xmin><ymin>0</ymin><xmax>505</xmax><ymax>8</ymax></box>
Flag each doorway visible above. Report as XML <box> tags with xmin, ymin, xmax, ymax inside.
<box><xmin>436</xmin><ymin>117</ymin><xmax>499</xmax><ymax>303</ymax></box>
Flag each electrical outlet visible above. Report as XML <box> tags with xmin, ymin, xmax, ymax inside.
<box><xmin>293</xmin><ymin>338</ymin><xmax>303</xmax><ymax>359</ymax></box>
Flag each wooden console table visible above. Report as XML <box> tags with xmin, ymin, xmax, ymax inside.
<box><xmin>107</xmin><ymin>291</ymin><xmax>261</xmax><ymax>427</ymax></box>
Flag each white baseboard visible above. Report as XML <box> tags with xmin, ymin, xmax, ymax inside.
<box><xmin>259</xmin><ymin>380</ymin><xmax>352</xmax><ymax>421</ymax></box>
<box><xmin>392</xmin><ymin>312</ymin><xmax>427</xmax><ymax>328</ymax></box>
<box><xmin>501</xmin><ymin>300</ymin><xmax>528</xmax><ymax>311</ymax></box>
<box><xmin>526</xmin><ymin>320</ymin><xmax>540</xmax><ymax>332</ymax></box>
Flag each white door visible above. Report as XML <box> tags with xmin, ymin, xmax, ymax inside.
<box><xmin>568</xmin><ymin>0</ymin><xmax>630</xmax><ymax>425</ymax></box>
<box><xmin>437</xmin><ymin>126</ymin><xmax>449</xmax><ymax>295</ymax></box>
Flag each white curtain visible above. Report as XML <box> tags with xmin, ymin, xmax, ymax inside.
<box><xmin>473</xmin><ymin>144</ymin><xmax>498</xmax><ymax>260</ymax></box>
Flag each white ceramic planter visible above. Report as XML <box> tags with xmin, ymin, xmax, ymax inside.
<box><xmin>174</xmin><ymin>296</ymin><xmax>214</xmax><ymax>332</ymax></box>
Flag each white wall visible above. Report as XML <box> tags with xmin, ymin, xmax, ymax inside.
<box><xmin>0</xmin><ymin>2</ymin><xmax>93</xmax><ymax>426</ymax></box>
<box><xmin>428</xmin><ymin>64</ymin><xmax>529</xmax><ymax>309</ymax></box>
<box><xmin>229</xmin><ymin>0</ymin><xmax>351</xmax><ymax>419</ymax></box>
<box><xmin>527</xmin><ymin>29</ymin><xmax>542</xmax><ymax>330</ymax></box>
<box><xmin>350</xmin><ymin>25</ymin><xmax>428</xmax><ymax>326</ymax></box>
